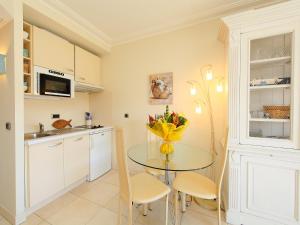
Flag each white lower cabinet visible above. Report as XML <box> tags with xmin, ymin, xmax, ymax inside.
<box><xmin>227</xmin><ymin>149</ymin><xmax>300</xmax><ymax>225</ymax></box>
<box><xmin>27</xmin><ymin>140</ymin><xmax>64</xmax><ymax>207</ymax></box>
<box><xmin>64</xmin><ymin>135</ymin><xmax>89</xmax><ymax>186</ymax></box>
<box><xmin>26</xmin><ymin>134</ymin><xmax>90</xmax><ymax>207</ymax></box>
<box><xmin>241</xmin><ymin>155</ymin><xmax>300</xmax><ymax>224</ymax></box>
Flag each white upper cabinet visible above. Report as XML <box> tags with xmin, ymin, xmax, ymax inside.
<box><xmin>75</xmin><ymin>46</ymin><xmax>102</xmax><ymax>86</ymax></box>
<box><xmin>239</xmin><ymin>22</ymin><xmax>300</xmax><ymax>149</ymax></box>
<box><xmin>33</xmin><ymin>26</ymin><xmax>74</xmax><ymax>75</ymax></box>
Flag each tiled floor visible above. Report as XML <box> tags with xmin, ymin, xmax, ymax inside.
<box><xmin>0</xmin><ymin>170</ymin><xmax>228</xmax><ymax>225</ymax></box>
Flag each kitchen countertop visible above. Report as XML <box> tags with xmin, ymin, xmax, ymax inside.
<box><xmin>24</xmin><ymin>126</ymin><xmax>113</xmax><ymax>146</ymax></box>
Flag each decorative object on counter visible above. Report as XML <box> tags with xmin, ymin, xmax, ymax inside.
<box><xmin>149</xmin><ymin>72</ymin><xmax>173</xmax><ymax>105</ymax></box>
<box><xmin>0</xmin><ymin>54</ymin><xmax>6</xmax><ymax>75</ymax></box>
<box><xmin>250</xmin><ymin>77</ymin><xmax>290</xmax><ymax>86</ymax></box>
<box><xmin>147</xmin><ymin>105</ymin><xmax>188</xmax><ymax>160</ymax></box>
<box><xmin>52</xmin><ymin>119</ymin><xmax>72</xmax><ymax>129</ymax></box>
<box><xmin>263</xmin><ymin>105</ymin><xmax>290</xmax><ymax>119</ymax></box>
<box><xmin>85</xmin><ymin>112</ymin><xmax>92</xmax><ymax>126</ymax></box>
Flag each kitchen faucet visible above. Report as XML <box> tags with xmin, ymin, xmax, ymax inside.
<box><xmin>39</xmin><ymin>123</ymin><xmax>45</xmax><ymax>133</ymax></box>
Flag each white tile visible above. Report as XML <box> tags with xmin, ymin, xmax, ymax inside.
<box><xmin>37</xmin><ymin>222</ymin><xmax>51</xmax><ymax>225</ymax></box>
<box><xmin>0</xmin><ymin>218</ymin><xmax>11</xmax><ymax>225</ymax></box>
<box><xmin>46</xmin><ymin>198</ymin><xmax>99</xmax><ymax>225</ymax></box>
<box><xmin>100</xmin><ymin>170</ymin><xmax>119</xmax><ymax>186</ymax></box>
<box><xmin>20</xmin><ymin>214</ymin><xmax>42</xmax><ymax>225</ymax></box>
<box><xmin>35</xmin><ymin>193</ymin><xmax>78</xmax><ymax>219</ymax></box>
<box><xmin>180</xmin><ymin>210</ymin><xmax>227</xmax><ymax>225</ymax></box>
<box><xmin>80</xmin><ymin>182</ymin><xmax>119</xmax><ymax>206</ymax></box>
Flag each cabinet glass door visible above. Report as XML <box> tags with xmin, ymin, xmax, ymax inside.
<box><xmin>249</xmin><ymin>33</ymin><xmax>292</xmax><ymax>140</ymax></box>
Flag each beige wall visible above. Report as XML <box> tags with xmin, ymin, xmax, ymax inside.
<box><xmin>92</xmin><ymin>19</ymin><xmax>227</xmax><ymax>169</ymax></box>
<box><xmin>24</xmin><ymin>92</ymin><xmax>90</xmax><ymax>133</ymax></box>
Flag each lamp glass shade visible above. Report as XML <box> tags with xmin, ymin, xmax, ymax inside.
<box><xmin>190</xmin><ymin>86</ymin><xmax>197</xmax><ymax>96</ymax></box>
<box><xmin>195</xmin><ymin>105</ymin><xmax>202</xmax><ymax>114</ymax></box>
<box><xmin>0</xmin><ymin>54</ymin><xmax>6</xmax><ymax>75</ymax></box>
<box><xmin>216</xmin><ymin>83</ymin><xmax>223</xmax><ymax>92</ymax></box>
<box><xmin>205</xmin><ymin>69</ymin><xmax>213</xmax><ymax>81</ymax></box>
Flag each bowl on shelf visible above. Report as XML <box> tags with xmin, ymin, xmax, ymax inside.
<box><xmin>263</xmin><ymin>105</ymin><xmax>290</xmax><ymax>119</ymax></box>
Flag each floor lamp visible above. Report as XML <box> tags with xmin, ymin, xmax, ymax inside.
<box><xmin>187</xmin><ymin>64</ymin><xmax>224</xmax><ymax>209</ymax></box>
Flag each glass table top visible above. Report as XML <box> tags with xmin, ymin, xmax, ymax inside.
<box><xmin>128</xmin><ymin>143</ymin><xmax>215</xmax><ymax>172</ymax></box>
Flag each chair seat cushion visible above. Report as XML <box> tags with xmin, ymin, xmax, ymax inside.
<box><xmin>131</xmin><ymin>172</ymin><xmax>170</xmax><ymax>204</ymax></box>
<box><xmin>173</xmin><ymin>172</ymin><xmax>217</xmax><ymax>199</ymax></box>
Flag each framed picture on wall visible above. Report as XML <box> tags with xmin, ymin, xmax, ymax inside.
<box><xmin>149</xmin><ymin>72</ymin><xmax>173</xmax><ymax>105</ymax></box>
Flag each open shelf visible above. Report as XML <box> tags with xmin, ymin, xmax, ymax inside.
<box><xmin>249</xmin><ymin>118</ymin><xmax>290</xmax><ymax>123</ymax></box>
<box><xmin>250</xmin><ymin>84</ymin><xmax>290</xmax><ymax>90</ymax></box>
<box><xmin>23</xmin><ymin>21</ymin><xmax>33</xmax><ymax>95</ymax></box>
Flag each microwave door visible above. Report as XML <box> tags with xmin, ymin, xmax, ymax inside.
<box><xmin>39</xmin><ymin>73</ymin><xmax>71</xmax><ymax>97</ymax></box>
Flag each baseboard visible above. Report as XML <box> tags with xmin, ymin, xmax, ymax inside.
<box><xmin>0</xmin><ymin>205</ymin><xmax>26</xmax><ymax>225</ymax></box>
<box><xmin>227</xmin><ymin>210</ymin><xmax>295</xmax><ymax>225</ymax></box>
<box><xmin>25</xmin><ymin>177</ymin><xmax>86</xmax><ymax>216</ymax></box>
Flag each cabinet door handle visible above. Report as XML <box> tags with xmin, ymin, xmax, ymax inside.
<box><xmin>74</xmin><ymin>137</ymin><xmax>83</xmax><ymax>142</ymax></box>
<box><xmin>80</xmin><ymin>77</ymin><xmax>86</xmax><ymax>81</ymax></box>
<box><xmin>48</xmin><ymin>142</ymin><xmax>63</xmax><ymax>148</ymax></box>
<box><xmin>66</xmin><ymin>68</ymin><xmax>74</xmax><ymax>72</ymax></box>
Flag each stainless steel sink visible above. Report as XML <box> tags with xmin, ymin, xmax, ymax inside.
<box><xmin>24</xmin><ymin>132</ymin><xmax>57</xmax><ymax>140</ymax></box>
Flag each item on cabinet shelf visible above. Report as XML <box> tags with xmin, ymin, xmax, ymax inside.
<box><xmin>23</xmin><ymin>48</ymin><xmax>29</xmax><ymax>58</ymax></box>
<box><xmin>24</xmin><ymin>63</ymin><xmax>29</xmax><ymax>74</ymax></box>
<box><xmin>249</xmin><ymin>129</ymin><xmax>263</xmax><ymax>137</ymax></box>
<box><xmin>250</xmin><ymin>77</ymin><xmax>291</xmax><ymax>87</ymax></box>
<box><xmin>23</xmin><ymin>31</ymin><xmax>29</xmax><ymax>40</ymax></box>
<box><xmin>263</xmin><ymin>105</ymin><xmax>290</xmax><ymax>119</ymax></box>
<box><xmin>24</xmin><ymin>81</ymin><xmax>28</xmax><ymax>92</ymax></box>
<box><xmin>52</xmin><ymin>119</ymin><xmax>72</xmax><ymax>129</ymax></box>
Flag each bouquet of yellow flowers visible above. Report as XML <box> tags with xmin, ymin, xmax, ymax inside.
<box><xmin>147</xmin><ymin>106</ymin><xmax>188</xmax><ymax>155</ymax></box>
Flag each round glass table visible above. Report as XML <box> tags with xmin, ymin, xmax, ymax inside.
<box><xmin>128</xmin><ymin>143</ymin><xmax>215</xmax><ymax>184</ymax></box>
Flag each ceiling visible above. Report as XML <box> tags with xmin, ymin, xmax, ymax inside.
<box><xmin>50</xmin><ymin>0</ymin><xmax>285</xmax><ymax>45</ymax></box>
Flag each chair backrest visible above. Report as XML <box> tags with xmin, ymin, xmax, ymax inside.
<box><xmin>217</xmin><ymin>128</ymin><xmax>229</xmax><ymax>196</ymax></box>
<box><xmin>116</xmin><ymin>128</ymin><xmax>132</xmax><ymax>203</ymax></box>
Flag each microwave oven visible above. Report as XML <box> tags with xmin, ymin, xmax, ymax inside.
<box><xmin>34</xmin><ymin>66</ymin><xmax>74</xmax><ymax>98</ymax></box>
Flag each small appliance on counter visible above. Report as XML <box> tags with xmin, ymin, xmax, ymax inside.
<box><xmin>85</xmin><ymin>112</ymin><xmax>92</xmax><ymax>127</ymax></box>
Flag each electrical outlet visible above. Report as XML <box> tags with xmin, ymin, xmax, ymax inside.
<box><xmin>52</xmin><ymin>114</ymin><xmax>60</xmax><ymax>119</ymax></box>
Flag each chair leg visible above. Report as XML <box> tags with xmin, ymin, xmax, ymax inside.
<box><xmin>174</xmin><ymin>191</ymin><xmax>179</xmax><ymax>225</ymax></box>
<box><xmin>128</xmin><ymin>202</ymin><xmax>133</xmax><ymax>225</ymax></box>
<box><xmin>218</xmin><ymin>197</ymin><xmax>221</xmax><ymax>225</ymax></box>
<box><xmin>143</xmin><ymin>204</ymin><xmax>148</xmax><ymax>216</ymax></box>
<box><xmin>181</xmin><ymin>192</ymin><xmax>186</xmax><ymax>212</ymax></box>
<box><xmin>165</xmin><ymin>195</ymin><xmax>169</xmax><ymax>225</ymax></box>
<box><xmin>148</xmin><ymin>202</ymin><xmax>152</xmax><ymax>211</ymax></box>
<box><xmin>118</xmin><ymin>198</ymin><xmax>122</xmax><ymax>225</ymax></box>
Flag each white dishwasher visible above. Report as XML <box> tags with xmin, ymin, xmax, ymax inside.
<box><xmin>89</xmin><ymin>127</ymin><xmax>113</xmax><ymax>181</ymax></box>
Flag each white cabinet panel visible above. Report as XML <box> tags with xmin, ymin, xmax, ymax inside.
<box><xmin>89</xmin><ymin>130</ymin><xmax>112</xmax><ymax>181</ymax></box>
<box><xmin>33</xmin><ymin>26</ymin><xmax>74</xmax><ymax>75</ymax></box>
<box><xmin>28</xmin><ymin>140</ymin><xmax>64</xmax><ymax>207</ymax></box>
<box><xmin>75</xmin><ymin>46</ymin><xmax>101</xmax><ymax>86</ymax></box>
<box><xmin>64</xmin><ymin>135</ymin><xmax>89</xmax><ymax>186</ymax></box>
<box><xmin>241</xmin><ymin>156</ymin><xmax>300</xmax><ymax>224</ymax></box>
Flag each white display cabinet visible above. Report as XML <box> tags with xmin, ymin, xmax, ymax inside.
<box><xmin>223</xmin><ymin>1</ymin><xmax>300</xmax><ymax>225</ymax></box>
<box><xmin>240</xmin><ymin>25</ymin><xmax>300</xmax><ymax>149</ymax></box>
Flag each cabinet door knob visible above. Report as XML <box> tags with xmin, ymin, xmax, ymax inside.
<box><xmin>66</xmin><ymin>68</ymin><xmax>74</xmax><ymax>72</ymax></box>
<box><xmin>48</xmin><ymin>142</ymin><xmax>63</xmax><ymax>148</ymax></box>
<box><xmin>80</xmin><ymin>77</ymin><xmax>86</xmax><ymax>81</ymax></box>
<box><xmin>75</xmin><ymin>137</ymin><xmax>83</xmax><ymax>142</ymax></box>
